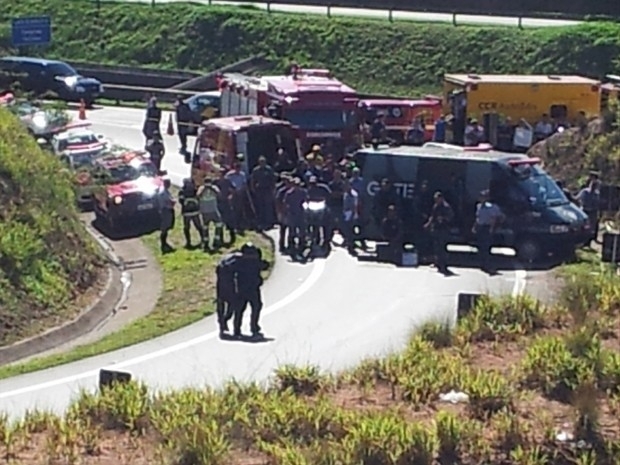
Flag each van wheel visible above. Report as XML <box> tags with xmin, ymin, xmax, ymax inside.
<box><xmin>516</xmin><ymin>238</ymin><xmax>541</xmax><ymax>264</ymax></box>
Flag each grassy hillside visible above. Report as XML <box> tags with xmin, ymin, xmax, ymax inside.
<box><xmin>0</xmin><ymin>107</ymin><xmax>105</xmax><ymax>346</ymax></box>
<box><xmin>2</xmin><ymin>0</ymin><xmax>620</xmax><ymax>95</ymax></box>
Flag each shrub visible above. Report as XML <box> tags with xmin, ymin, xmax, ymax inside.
<box><xmin>464</xmin><ymin>369</ymin><xmax>514</xmax><ymax>419</ymax></box>
<box><xmin>273</xmin><ymin>364</ymin><xmax>328</xmax><ymax>396</ymax></box>
<box><xmin>418</xmin><ymin>321</ymin><xmax>454</xmax><ymax>349</ymax></box>
<box><xmin>520</xmin><ymin>330</ymin><xmax>620</xmax><ymax>402</ymax></box>
<box><xmin>0</xmin><ymin>107</ymin><xmax>104</xmax><ymax>345</ymax></box>
<box><xmin>457</xmin><ymin>295</ymin><xmax>548</xmax><ymax>343</ymax></box>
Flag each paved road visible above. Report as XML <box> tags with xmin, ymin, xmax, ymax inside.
<box><xmin>124</xmin><ymin>0</ymin><xmax>581</xmax><ymax>27</ymax></box>
<box><xmin>0</xmin><ymin>106</ymin><xmax>547</xmax><ymax>419</ymax></box>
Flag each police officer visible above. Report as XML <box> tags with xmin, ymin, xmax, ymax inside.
<box><xmin>179</xmin><ymin>177</ymin><xmax>203</xmax><ymax>249</ymax></box>
<box><xmin>233</xmin><ymin>243</ymin><xmax>269</xmax><ymax>338</ymax></box>
<box><xmin>174</xmin><ymin>95</ymin><xmax>192</xmax><ymax>160</ymax></box>
<box><xmin>577</xmin><ymin>175</ymin><xmax>601</xmax><ymax>247</ymax></box>
<box><xmin>216</xmin><ymin>249</ymin><xmax>243</xmax><ymax>336</ymax></box>
<box><xmin>142</xmin><ymin>96</ymin><xmax>162</xmax><ymax>142</ymax></box>
<box><xmin>157</xmin><ymin>178</ymin><xmax>176</xmax><ymax>253</ymax></box>
<box><xmin>306</xmin><ymin>176</ymin><xmax>331</xmax><ymax>247</ymax></box>
<box><xmin>284</xmin><ymin>178</ymin><xmax>308</xmax><ymax>257</ymax></box>
<box><xmin>146</xmin><ymin>130</ymin><xmax>165</xmax><ymax>171</ymax></box>
<box><xmin>381</xmin><ymin>205</ymin><xmax>403</xmax><ymax>263</ymax></box>
<box><xmin>472</xmin><ymin>190</ymin><xmax>503</xmax><ymax>273</ymax></box>
<box><xmin>275</xmin><ymin>174</ymin><xmax>294</xmax><ymax>252</ymax></box>
<box><xmin>424</xmin><ymin>191</ymin><xmax>453</xmax><ymax>274</ymax></box>
<box><xmin>216</xmin><ymin>167</ymin><xmax>236</xmax><ymax>245</ymax></box>
<box><xmin>225</xmin><ymin>160</ymin><xmax>249</xmax><ymax>233</ymax></box>
<box><xmin>250</xmin><ymin>156</ymin><xmax>277</xmax><ymax>231</ymax></box>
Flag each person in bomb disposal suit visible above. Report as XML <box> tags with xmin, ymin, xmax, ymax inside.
<box><xmin>215</xmin><ymin>249</ymin><xmax>243</xmax><ymax>336</ymax></box>
<box><xmin>233</xmin><ymin>243</ymin><xmax>269</xmax><ymax>338</ymax></box>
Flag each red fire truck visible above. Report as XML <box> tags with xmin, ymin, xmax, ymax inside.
<box><xmin>218</xmin><ymin>68</ymin><xmax>360</xmax><ymax>156</ymax></box>
<box><xmin>357</xmin><ymin>97</ymin><xmax>442</xmax><ymax>145</ymax></box>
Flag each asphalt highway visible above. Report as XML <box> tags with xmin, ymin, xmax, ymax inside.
<box><xmin>125</xmin><ymin>0</ymin><xmax>581</xmax><ymax>27</ymax></box>
<box><xmin>0</xmin><ymin>106</ymin><xmax>543</xmax><ymax>419</ymax></box>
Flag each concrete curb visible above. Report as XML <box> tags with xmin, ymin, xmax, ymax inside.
<box><xmin>0</xmin><ymin>225</ymin><xmax>124</xmax><ymax>366</ymax></box>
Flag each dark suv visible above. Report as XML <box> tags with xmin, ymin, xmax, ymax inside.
<box><xmin>0</xmin><ymin>56</ymin><xmax>103</xmax><ymax>106</ymax></box>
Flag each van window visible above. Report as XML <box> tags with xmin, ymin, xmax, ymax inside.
<box><xmin>549</xmin><ymin>105</ymin><xmax>567</xmax><ymax>120</ymax></box>
<box><xmin>511</xmin><ymin>164</ymin><xmax>568</xmax><ymax>207</ymax></box>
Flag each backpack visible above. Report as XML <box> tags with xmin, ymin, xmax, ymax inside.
<box><xmin>216</xmin><ymin>252</ymin><xmax>242</xmax><ymax>277</ymax></box>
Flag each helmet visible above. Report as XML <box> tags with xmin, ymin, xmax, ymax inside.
<box><xmin>240</xmin><ymin>242</ymin><xmax>259</xmax><ymax>256</ymax></box>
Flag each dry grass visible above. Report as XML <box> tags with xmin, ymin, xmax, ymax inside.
<box><xmin>0</xmin><ymin>262</ymin><xmax>618</xmax><ymax>465</ymax></box>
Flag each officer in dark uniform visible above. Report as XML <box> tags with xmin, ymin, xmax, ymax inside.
<box><xmin>424</xmin><ymin>191</ymin><xmax>454</xmax><ymax>274</ymax></box>
<box><xmin>233</xmin><ymin>243</ymin><xmax>269</xmax><ymax>338</ymax></box>
<box><xmin>174</xmin><ymin>95</ymin><xmax>192</xmax><ymax>161</ymax></box>
<box><xmin>178</xmin><ymin>177</ymin><xmax>203</xmax><ymax>248</ymax></box>
<box><xmin>157</xmin><ymin>178</ymin><xmax>176</xmax><ymax>253</ymax></box>
<box><xmin>142</xmin><ymin>96</ymin><xmax>162</xmax><ymax>142</ymax></box>
<box><xmin>216</xmin><ymin>167</ymin><xmax>236</xmax><ymax>245</ymax></box>
<box><xmin>381</xmin><ymin>205</ymin><xmax>403</xmax><ymax>264</ymax></box>
<box><xmin>250</xmin><ymin>156</ymin><xmax>277</xmax><ymax>230</ymax></box>
<box><xmin>216</xmin><ymin>249</ymin><xmax>243</xmax><ymax>336</ymax></box>
<box><xmin>275</xmin><ymin>174</ymin><xmax>294</xmax><ymax>252</ymax></box>
<box><xmin>146</xmin><ymin>130</ymin><xmax>165</xmax><ymax>171</ymax></box>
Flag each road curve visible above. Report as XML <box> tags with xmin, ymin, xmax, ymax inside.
<box><xmin>123</xmin><ymin>0</ymin><xmax>581</xmax><ymax>27</ymax></box>
<box><xmin>0</xmin><ymin>106</ymin><xmax>535</xmax><ymax>419</ymax></box>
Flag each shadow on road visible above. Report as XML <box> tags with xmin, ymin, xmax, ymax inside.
<box><xmin>358</xmin><ymin>250</ymin><xmax>564</xmax><ymax>273</ymax></box>
<box><xmin>90</xmin><ymin>219</ymin><xmax>159</xmax><ymax>241</ymax></box>
<box><xmin>219</xmin><ymin>333</ymin><xmax>275</xmax><ymax>344</ymax></box>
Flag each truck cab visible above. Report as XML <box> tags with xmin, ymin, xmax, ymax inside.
<box><xmin>358</xmin><ymin>97</ymin><xmax>442</xmax><ymax>145</ymax></box>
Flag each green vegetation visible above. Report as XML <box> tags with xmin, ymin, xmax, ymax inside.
<box><xmin>530</xmin><ymin>99</ymin><xmax>620</xmax><ymax>189</ymax></box>
<box><xmin>2</xmin><ymin>0</ymin><xmax>620</xmax><ymax>96</ymax></box>
<box><xmin>0</xmin><ymin>210</ymin><xmax>273</xmax><ymax>380</ymax></box>
<box><xmin>0</xmin><ymin>107</ymin><xmax>105</xmax><ymax>347</ymax></box>
<box><xmin>0</xmin><ymin>256</ymin><xmax>618</xmax><ymax>464</ymax></box>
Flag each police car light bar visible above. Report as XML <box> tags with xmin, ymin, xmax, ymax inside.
<box><xmin>67</xmin><ymin>141</ymin><xmax>106</xmax><ymax>151</ymax></box>
<box><xmin>508</xmin><ymin>157</ymin><xmax>541</xmax><ymax>166</ymax></box>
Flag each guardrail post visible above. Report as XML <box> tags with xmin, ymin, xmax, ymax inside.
<box><xmin>267</xmin><ymin>1</ymin><xmax>271</xmax><ymax>12</ymax></box>
<box><xmin>151</xmin><ymin>0</ymin><xmax>155</xmax><ymax>6</ymax></box>
<box><xmin>518</xmin><ymin>16</ymin><xmax>523</xmax><ymax>29</ymax></box>
<box><xmin>327</xmin><ymin>5</ymin><xmax>332</xmax><ymax>18</ymax></box>
<box><xmin>388</xmin><ymin>9</ymin><xmax>393</xmax><ymax>22</ymax></box>
<box><xmin>452</xmin><ymin>12</ymin><xmax>457</xmax><ymax>26</ymax></box>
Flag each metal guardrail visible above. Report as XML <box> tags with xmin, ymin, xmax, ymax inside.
<box><xmin>96</xmin><ymin>55</ymin><xmax>271</xmax><ymax>102</ymax></box>
<box><xmin>152</xmin><ymin>0</ymin><xmax>619</xmax><ymax>20</ymax></box>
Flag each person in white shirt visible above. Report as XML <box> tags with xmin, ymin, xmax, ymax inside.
<box><xmin>513</xmin><ymin>119</ymin><xmax>533</xmax><ymax>150</ymax></box>
<box><xmin>534</xmin><ymin>113</ymin><xmax>554</xmax><ymax>141</ymax></box>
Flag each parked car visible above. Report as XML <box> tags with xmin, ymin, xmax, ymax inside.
<box><xmin>91</xmin><ymin>151</ymin><xmax>165</xmax><ymax>233</ymax></box>
<box><xmin>8</xmin><ymin>100</ymin><xmax>84</xmax><ymax>140</ymax></box>
<box><xmin>0</xmin><ymin>56</ymin><xmax>103</xmax><ymax>106</ymax></box>
<box><xmin>184</xmin><ymin>90</ymin><xmax>221</xmax><ymax>135</ymax></box>
<box><xmin>51</xmin><ymin>124</ymin><xmax>109</xmax><ymax>156</ymax></box>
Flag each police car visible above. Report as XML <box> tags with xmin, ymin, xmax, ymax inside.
<box><xmin>51</xmin><ymin>124</ymin><xmax>109</xmax><ymax>157</ymax></box>
<box><xmin>92</xmin><ymin>151</ymin><xmax>165</xmax><ymax>233</ymax></box>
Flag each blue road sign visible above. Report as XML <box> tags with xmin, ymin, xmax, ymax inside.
<box><xmin>11</xmin><ymin>16</ymin><xmax>52</xmax><ymax>47</ymax></box>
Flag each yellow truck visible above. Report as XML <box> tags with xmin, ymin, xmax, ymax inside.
<box><xmin>443</xmin><ymin>74</ymin><xmax>602</xmax><ymax>124</ymax></box>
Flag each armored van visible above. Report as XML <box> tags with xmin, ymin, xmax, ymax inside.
<box><xmin>354</xmin><ymin>143</ymin><xmax>590</xmax><ymax>262</ymax></box>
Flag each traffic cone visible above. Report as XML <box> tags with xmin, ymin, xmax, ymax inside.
<box><xmin>166</xmin><ymin>114</ymin><xmax>174</xmax><ymax>136</ymax></box>
<box><xmin>78</xmin><ymin>99</ymin><xmax>86</xmax><ymax>120</ymax></box>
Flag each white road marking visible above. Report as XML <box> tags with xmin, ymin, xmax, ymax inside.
<box><xmin>0</xmin><ymin>260</ymin><xmax>326</xmax><ymax>399</ymax></box>
<box><xmin>512</xmin><ymin>269</ymin><xmax>527</xmax><ymax>297</ymax></box>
